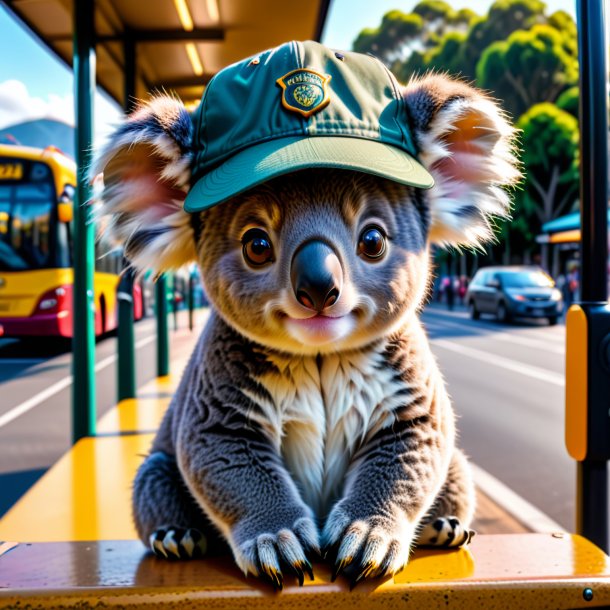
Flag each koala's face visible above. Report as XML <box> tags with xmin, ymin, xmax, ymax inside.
<box><xmin>197</xmin><ymin>169</ymin><xmax>430</xmax><ymax>354</ymax></box>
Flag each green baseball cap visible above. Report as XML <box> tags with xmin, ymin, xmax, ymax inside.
<box><xmin>184</xmin><ymin>40</ymin><xmax>434</xmax><ymax>213</ymax></box>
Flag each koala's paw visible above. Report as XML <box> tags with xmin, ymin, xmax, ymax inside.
<box><xmin>234</xmin><ymin>517</ymin><xmax>319</xmax><ymax>590</ymax></box>
<box><xmin>416</xmin><ymin>516</ymin><xmax>475</xmax><ymax>548</ymax></box>
<box><xmin>321</xmin><ymin>503</ymin><xmax>413</xmax><ymax>588</ymax></box>
<box><xmin>149</xmin><ymin>526</ymin><xmax>207</xmax><ymax>560</ymax></box>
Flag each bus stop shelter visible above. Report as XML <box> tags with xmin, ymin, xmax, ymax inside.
<box><xmin>1</xmin><ymin>3</ymin><xmax>610</xmax><ymax>605</ymax></box>
<box><xmin>4</xmin><ymin>0</ymin><xmax>331</xmax><ymax>439</ymax></box>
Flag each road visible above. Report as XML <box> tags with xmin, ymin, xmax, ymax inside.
<box><xmin>422</xmin><ymin>304</ymin><xmax>573</xmax><ymax>530</ymax></box>
<box><xmin>0</xmin><ymin>311</ymin><xmax>205</xmax><ymax>517</ymax></box>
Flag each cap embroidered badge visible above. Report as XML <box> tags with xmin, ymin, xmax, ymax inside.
<box><xmin>276</xmin><ymin>69</ymin><xmax>331</xmax><ymax>118</ymax></box>
<box><xmin>184</xmin><ymin>40</ymin><xmax>434</xmax><ymax>213</ymax></box>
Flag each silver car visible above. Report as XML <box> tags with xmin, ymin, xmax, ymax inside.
<box><xmin>466</xmin><ymin>266</ymin><xmax>564</xmax><ymax>325</ymax></box>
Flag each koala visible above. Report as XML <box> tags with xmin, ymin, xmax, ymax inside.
<box><xmin>93</xmin><ymin>48</ymin><xmax>518</xmax><ymax>589</ymax></box>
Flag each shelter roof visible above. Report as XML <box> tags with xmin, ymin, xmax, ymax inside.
<box><xmin>6</xmin><ymin>0</ymin><xmax>331</xmax><ymax>108</ymax></box>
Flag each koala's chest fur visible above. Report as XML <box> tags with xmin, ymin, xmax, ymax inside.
<box><xmin>252</xmin><ymin>347</ymin><xmax>409</xmax><ymax>516</ymax></box>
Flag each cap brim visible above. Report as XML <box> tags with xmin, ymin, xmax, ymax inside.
<box><xmin>184</xmin><ymin>136</ymin><xmax>434</xmax><ymax>213</ymax></box>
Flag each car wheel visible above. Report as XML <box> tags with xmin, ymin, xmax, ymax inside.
<box><xmin>548</xmin><ymin>316</ymin><xmax>558</xmax><ymax>326</ymax></box>
<box><xmin>469</xmin><ymin>300</ymin><xmax>480</xmax><ymax>320</ymax></box>
<box><xmin>497</xmin><ymin>301</ymin><xmax>511</xmax><ymax>323</ymax></box>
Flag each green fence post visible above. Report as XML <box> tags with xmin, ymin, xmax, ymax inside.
<box><xmin>71</xmin><ymin>0</ymin><xmax>96</xmax><ymax>442</ymax></box>
<box><xmin>116</xmin><ymin>35</ymin><xmax>137</xmax><ymax>402</ymax></box>
<box><xmin>156</xmin><ymin>275</ymin><xmax>169</xmax><ymax>376</ymax></box>
<box><xmin>188</xmin><ymin>271</ymin><xmax>195</xmax><ymax>331</ymax></box>
<box><xmin>117</xmin><ymin>267</ymin><xmax>136</xmax><ymax>400</ymax></box>
<box><xmin>172</xmin><ymin>274</ymin><xmax>178</xmax><ymax>331</ymax></box>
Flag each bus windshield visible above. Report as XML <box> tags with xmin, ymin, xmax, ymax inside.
<box><xmin>0</xmin><ymin>159</ymin><xmax>57</xmax><ymax>271</ymax></box>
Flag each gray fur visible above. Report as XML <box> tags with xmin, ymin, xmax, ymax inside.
<box><xmin>94</xmin><ymin>74</ymin><xmax>520</xmax><ymax>588</ymax></box>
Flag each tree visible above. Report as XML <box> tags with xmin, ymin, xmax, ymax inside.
<box><xmin>458</xmin><ymin>0</ymin><xmax>547</xmax><ymax>80</ymax></box>
<box><xmin>424</xmin><ymin>32</ymin><xmax>469</xmax><ymax>75</ymax></box>
<box><xmin>476</xmin><ymin>25</ymin><xmax>578</xmax><ymax>120</ymax></box>
<box><xmin>515</xmin><ymin>103</ymin><xmax>579</xmax><ymax>238</ymax></box>
<box><xmin>353</xmin><ymin>1</ymin><xmax>478</xmax><ymax>71</ymax></box>
<box><xmin>556</xmin><ymin>86</ymin><xmax>579</xmax><ymax>118</ymax></box>
<box><xmin>353</xmin><ymin>11</ymin><xmax>423</xmax><ymax>65</ymax></box>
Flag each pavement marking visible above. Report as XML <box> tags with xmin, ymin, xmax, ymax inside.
<box><xmin>432</xmin><ymin>338</ymin><xmax>565</xmax><ymax>386</ymax></box>
<box><xmin>0</xmin><ymin>334</ymin><xmax>156</xmax><ymax>430</ymax></box>
<box><xmin>470</xmin><ymin>462</ymin><xmax>565</xmax><ymax>533</ymax></box>
<box><xmin>424</xmin><ymin>307</ymin><xmax>567</xmax><ymax>343</ymax></box>
<box><xmin>424</xmin><ymin>316</ymin><xmax>564</xmax><ymax>354</ymax></box>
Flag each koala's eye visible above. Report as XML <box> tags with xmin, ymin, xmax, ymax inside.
<box><xmin>242</xmin><ymin>228</ymin><xmax>274</xmax><ymax>266</ymax></box>
<box><xmin>358</xmin><ymin>225</ymin><xmax>386</xmax><ymax>260</ymax></box>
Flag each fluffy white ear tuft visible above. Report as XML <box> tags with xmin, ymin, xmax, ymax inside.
<box><xmin>403</xmin><ymin>75</ymin><xmax>521</xmax><ymax>248</ymax></box>
<box><xmin>91</xmin><ymin>95</ymin><xmax>196</xmax><ymax>273</ymax></box>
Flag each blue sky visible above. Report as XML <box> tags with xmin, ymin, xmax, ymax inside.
<box><xmin>0</xmin><ymin>5</ymin><xmax>121</xmax><ymax>143</ymax></box>
<box><xmin>0</xmin><ymin>0</ymin><xmax>578</xmax><ymax>144</ymax></box>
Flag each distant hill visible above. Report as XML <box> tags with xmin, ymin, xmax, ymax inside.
<box><xmin>0</xmin><ymin>119</ymin><xmax>74</xmax><ymax>158</ymax></box>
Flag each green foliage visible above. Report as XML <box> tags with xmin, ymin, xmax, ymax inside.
<box><xmin>556</xmin><ymin>86</ymin><xmax>579</xmax><ymax>117</ymax></box>
<box><xmin>352</xmin><ymin>2</ymin><xmax>479</xmax><ymax>67</ymax></box>
<box><xmin>424</xmin><ymin>32</ymin><xmax>469</xmax><ymax>75</ymax></box>
<box><xmin>477</xmin><ymin>25</ymin><xmax>578</xmax><ymax>119</ymax></box>
<box><xmin>412</xmin><ymin>0</ymin><xmax>454</xmax><ymax>21</ymax></box>
<box><xmin>515</xmin><ymin>103</ymin><xmax>579</xmax><ymax>233</ymax></box>
<box><xmin>548</xmin><ymin>10</ymin><xmax>578</xmax><ymax>57</ymax></box>
<box><xmin>451</xmin><ymin>8</ymin><xmax>479</xmax><ymax>26</ymax></box>
<box><xmin>353</xmin><ymin>11</ymin><xmax>423</xmax><ymax>63</ymax></box>
<box><xmin>459</xmin><ymin>0</ymin><xmax>547</xmax><ymax>79</ymax></box>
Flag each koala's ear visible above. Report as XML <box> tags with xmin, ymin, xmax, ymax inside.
<box><xmin>403</xmin><ymin>75</ymin><xmax>521</xmax><ymax>247</ymax></box>
<box><xmin>91</xmin><ymin>95</ymin><xmax>196</xmax><ymax>272</ymax></box>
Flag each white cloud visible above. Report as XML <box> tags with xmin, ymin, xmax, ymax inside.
<box><xmin>0</xmin><ymin>79</ymin><xmax>123</xmax><ymax>146</ymax></box>
<box><xmin>0</xmin><ymin>79</ymin><xmax>74</xmax><ymax>128</ymax></box>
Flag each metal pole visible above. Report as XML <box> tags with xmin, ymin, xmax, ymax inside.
<box><xmin>576</xmin><ymin>0</ymin><xmax>609</xmax><ymax>551</ymax></box>
<box><xmin>71</xmin><ymin>0</ymin><xmax>96</xmax><ymax>442</ymax></box>
<box><xmin>116</xmin><ymin>35</ymin><xmax>137</xmax><ymax>401</ymax></box>
<box><xmin>172</xmin><ymin>274</ymin><xmax>179</xmax><ymax>331</ymax></box>
<box><xmin>156</xmin><ymin>275</ymin><xmax>169</xmax><ymax>376</ymax></box>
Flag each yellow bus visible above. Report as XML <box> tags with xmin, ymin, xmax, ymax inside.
<box><xmin>0</xmin><ymin>143</ymin><xmax>142</xmax><ymax>339</ymax></box>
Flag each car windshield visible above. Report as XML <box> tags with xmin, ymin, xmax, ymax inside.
<box><xmin>500</xmin><ymin>271</ymin><xmax>554</xmax><ymax>288</ymax></box>
<box><xmin>0</xmin><ymin>159</ymin><xmax>56</xmax><ymax>271</ymax></box>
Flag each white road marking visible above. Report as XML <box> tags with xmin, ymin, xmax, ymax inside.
<box><xmin>495</xmin><ymin>332</ymin><xmax>563</xmax><ymax>353</ymax></box>
<box><xmin>0</xmin><ymin>334</ymin><xmax>156</xmax><ymax>430</ymax></box>
<box><xmin>470</xmin><ymin>462</ymin><xmax>565</xmax><ymax>533</ymax></box>
<box><xmin>424</xmin><ymin>308</ymin><xmax>566</xmax><ymax>343</ymax></box>
<box><xmin>432</xmin><ymin>338</ymin><xmax>565</xmax><ymax>386</ymax></box>
<box><xmin>425</xmin><ymin>317</ymin><xmax>564</xmax><ymax>354</ymax></box>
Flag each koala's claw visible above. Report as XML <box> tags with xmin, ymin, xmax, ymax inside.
<box><xmin>149</xmin><ymin>526</ymin><xmax>207</xmax><ymax>560</ymax></box>
<box><xmin>416</xmin><ymin>516</ymin><xmax>474</xmax><ymax>548</ymax></box>
<box><xmin>322</xmin><ymin>505</ymin><xmax>411</xmax><ymax>587</ymax></box>
<box><xmin>236</xmin><ymin>520</ymin><xmax>319</xmax><ymax>589</ymax></box>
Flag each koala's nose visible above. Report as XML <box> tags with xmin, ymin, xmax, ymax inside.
<box><xmin>291</xmin><ymin>241</ymin><xmax>343</xmax><ymax>313</ymax></box>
